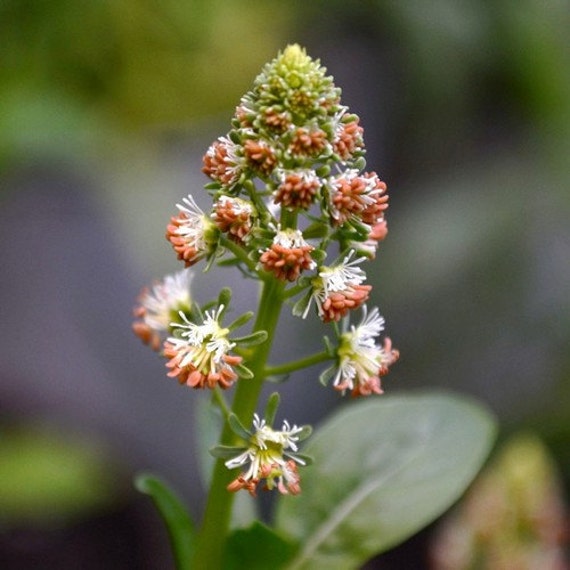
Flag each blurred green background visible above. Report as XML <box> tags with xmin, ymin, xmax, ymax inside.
<box><xmin>1</xmin><ymin>1</ymin><xmax>569</xmax><ymax>567</ymax></box>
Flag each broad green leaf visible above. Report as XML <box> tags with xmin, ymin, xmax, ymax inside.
<box><xmin>134</xmin><ymin>473</ymin><xmax>194</xmax><ymax>570</ymax></box>
<box><xmin>222</xmin><ymin>521</ymin><xmax>297</xmax><ymax>570</ymax></box>
<box><xmin>274</xmin><ymin>391</ymin><xmax>497</xmax><ymax>570</ymax></box>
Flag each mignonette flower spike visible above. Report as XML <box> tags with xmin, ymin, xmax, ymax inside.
<box><xmin>320</xmin><ymin>306</ymin><xmax>399</xmax><ymax>397</ymax></box>
<box><xmin>163</xmin><ymin>305</ymin><xmax>244</xmax><ymax>390</ymax></box>
<box><xmin>132</xmin><ymin>269</ymin><xmax>193</xmax><ymax>351</ymax></box>
<box><xmin>132</xmin><ymin>45</ymin><xmax>400</xmax><ymax>534</ymax></box>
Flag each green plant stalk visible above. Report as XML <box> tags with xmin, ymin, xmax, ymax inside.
<box><xmin>265</xmin><ymin>351</ymin><xmax>331</xmax><ymax>377</ymax></box>
<box><xmin>219</xmin><ymin>236</ymin><xmax>258</xmax><ymax>273</ymax></box>
<box><xmin>192</xmin><ymin>275</ymin><xmax>286</xmax><ymax>568</ymax></box>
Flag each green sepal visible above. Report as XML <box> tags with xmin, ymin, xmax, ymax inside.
<box><xmin>228</xmin><ymin>413</ymin><xmax>252</xmax><ymax>441</ymax></box>
<box><xmin>232</xmin><ymin>330</ymin><xmax>268</xmax><ymax>346</ymax></box>
<box><xmin>292</xmin><ymin>288</ymin><xmax>313</xmax><ymax>318</ymax></box>
<box><xmin>302</xmin><ymin>221</ymin><xmax>329</xmax><ymax>240</ymax></box>
<box><xmin>354</xmin><ymin>156</ymin><xmax>367</xmax><ymax>171</ymax></box>
<box><xmin>348</xmin><ymin>217</ymin><xmax>373</xmax><ymax>238</ymax></box>
<box><xmin>227</xmin><ymin>311</ymin><xmax>254</xmax><ymax>331</ymax></box>
<box><xmin>209</xmin><ymin>445</ymin><xmax>245</xmax><ymax>459</ymax></box>
<box><xmin>323</xmin><ymin>335</ymin><xmax>335</xmax><ymax>357</ymax></box>
<box><xmin>193</xmin><ymin>302</ymin><xmax>205</xmax><ymax>322</ymax></box>
<box><xmin>264</xmin><ymin>392</ymin><xmax>280</xmax><ymax>426</ymax></box>
<box><xmin>204</xmin><ymin>182</ymin><xmax>222</xmax><ymax>190</ymax></box>
<box><xmin>265</xmin><ymin>373</ymin><xmax>291</xmax><ymax>384</ymax></box>
<box><xmin>311</xmin><ymin>248</ymin><xmax>327</xmax><ymax>264</ymax></box>
<box><xmin>228</xmin><ymin>130</ymin><xmax>241</xmax><ymax>144</ymax></box>
<box><xmin>134</xmin><ymin>473</ymin><xmax>195</xmax><ymax>570</ymax></box>
<box><xmin>218</xmin><ymin>288</ymin><xmax>232</xmax><ymax>312</ymax></box>
<box><xmin>319</xmin><ymin>365</ymin><xmax>336</xmax><ymax>386</ymax></box>
<box><xmin>315</xmin><ymin>164</ymin><xmax>331</xmax><ymax>178</ymax></box>
<box><xmin>236</xmin><ymin>363</ymin><xmax>254</xmax><ymax>379</ymax></box>
<box><xmin>295</xmin><ymin>425</ymin><xmax>313</xmax><ymax>441</ymax></box>
<box><xmin>217</xmin><ymin>257</ymin><xmax>242</xmax><ymax>267</ymax></box>
<box><xmin>203</xmin><ymin>253</ymin><xmax>217</xmax><ymax>273</ymax></box>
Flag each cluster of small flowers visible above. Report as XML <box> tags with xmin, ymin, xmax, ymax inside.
<box><xmin>134</xmin><ymin>44</ymin><xmax>398</xmax><ymax>395</ymax></box>
<box><xmin>132</xmin><ymin>45</ymin><xmax>400</xmax><ymax>494</ymax></box>
<box><xmin>166</xmin><ymin>44</ymin><xmax>389</xmax><ymax>304</ymax></box>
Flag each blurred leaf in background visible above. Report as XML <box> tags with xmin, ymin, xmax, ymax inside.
<box><xmin>430</xmin><ymin>433</ymin><xmax>568</xmax><ymax>569</ymax></box>
<box><xmin>0</xmin><ymin>424</ymin><xmax>117</xmax><ymax>526</ymax></box>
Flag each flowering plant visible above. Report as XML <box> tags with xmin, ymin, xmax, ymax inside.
<box><xmin>132</xmin><ymin>45</ymin><xmax>496</xmax><ymax>569</ymax></box>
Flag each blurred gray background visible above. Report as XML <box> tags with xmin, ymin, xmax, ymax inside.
<box><xmin>1</xmin><ymin>1</ymin><xmax>569</xmax><ymax>567</ymax></box>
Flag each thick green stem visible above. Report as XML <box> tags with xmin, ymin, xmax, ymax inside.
<box><xmin>192</xmin><ymin>275</ymin><xmax>286</xmax><ymax>568</ymax></box>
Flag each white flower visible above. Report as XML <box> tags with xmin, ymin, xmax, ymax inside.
<box><xmin>132</xmin><ymin>269</ymin><xmax>193</xmax><ymax>350</ymax></box>
<box><xmin>329</xmin><ymin>306</ymin><xmax>397</xmax><ymax>397</ymax></box>
<box><xmin>224</xmin><ymin>414</ymin><xmax>308</xmax><ymax>496</ymax></box>
<box><xmin>163</xmin><ymin>305</ymin><xmax>242</xmax><ymax>390</ymax></box>
<box><xmin>351</xmin><ymin>305</ymin><xmax>385</xmax><ymax>344</ymax></box>
<box><xmin>171</xmin><ymin>306</ymin><xmax>235</xmax><ymax>363</ymax></box>
<box><xmin>167</xmin><ymin>195</ymin><xmax>218</xmax><ymax>266</ymax></box>
<box><xmin>302</xmin><ymin>251</ymin><xmax>371</xmax><ymax>322</ymax></box>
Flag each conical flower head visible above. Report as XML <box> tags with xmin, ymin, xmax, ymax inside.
<box><xmin>247</xmin><ymin>44</ymin><xmax>340</xmax><ymax>125</ymax></box>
